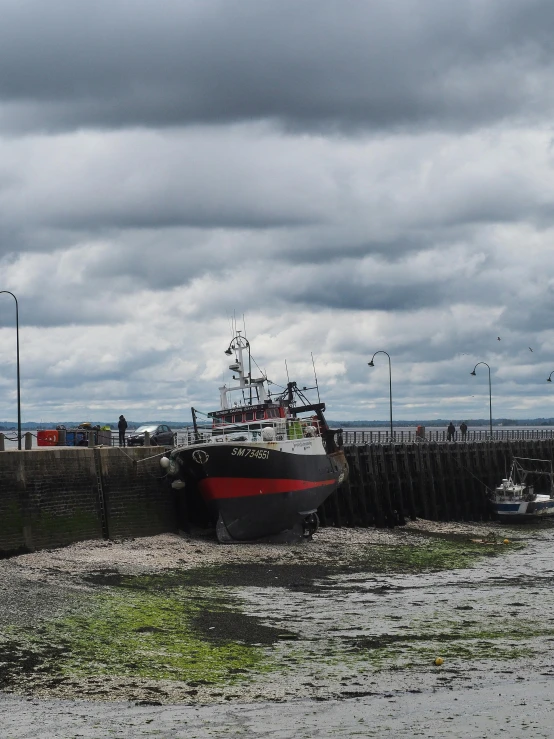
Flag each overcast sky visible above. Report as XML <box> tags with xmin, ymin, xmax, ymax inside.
<box><xmin>2</xmin><ymin>0</ymin><xmax>554</xmax><ymax>423</ymax></box>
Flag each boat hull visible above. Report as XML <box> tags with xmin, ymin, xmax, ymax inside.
<box><xmin>493</xmin><ymin>499</ymin><xmax>554</xmax><ymax>521</ymax></box>
<box><xmin>171</xmin><ymin>439</ymin><xmax>347</xmax><ymax>541</ymax></box>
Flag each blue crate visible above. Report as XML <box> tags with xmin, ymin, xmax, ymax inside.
<box><xmin>75</xmin><ymin>432</ymin><xmax>88</xmax><ymax>446</ymax></box>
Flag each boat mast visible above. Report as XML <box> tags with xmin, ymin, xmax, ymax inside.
<box><xmin>222</xmin><ymin>332</ymin><xmax>254</xmax><ymax>407</ymax></box>
<box><xmin>311</xmin><ymin>352</ymin><xmax>321</xmax><ymax>405</ymax></box>
<box><xmin>191</xmin><ymin>406</ymin><xmax>199</xmax><ymax>441</ymax></box>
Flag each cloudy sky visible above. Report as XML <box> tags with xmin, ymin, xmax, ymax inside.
<box><xmin>1</xmin><ymin>0</ymin><xmax>554</xmax><ymax>423</ymax></box>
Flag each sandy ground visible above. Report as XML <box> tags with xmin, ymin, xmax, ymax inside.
<box><xmin>2</xmin><ymin>518</ymin><xmax>499</xmax><ymax>578</ymax></box>
<box><xmin>1</xmin><ymin>520</ymin><xmax>553</xmax><ymax>737</ymax></box>
<box><xmin>2</xmin><ymin>680</ymin><xmax>554</xmax><ymax>738</ymax></box>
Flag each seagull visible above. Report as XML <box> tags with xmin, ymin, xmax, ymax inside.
<box><xmin>529</xmin><ymin>347</ymin><xmax>533</xmax><ymax>352</ymax></box>
<box><xmin>497</xmin><ymin>337</ymin><xmax>501</xmax><ymax>341</ymax></box>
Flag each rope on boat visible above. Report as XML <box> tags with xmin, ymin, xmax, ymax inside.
<box><xmin>452</xmin><ymin>457</ymin><xmax>493</xmax><ymax>494</ymax></box>
<box><xmin>133</xmin><ymin>448</ymin><xmax>173</xmax><ymax>464</ymax></box>
<box><xmin>112</xmin><ymin>446</ymin><xmax>138</xmax><ymax>463</ymax></box>
<box><xmin>112</xmin><ymin>446</ymin><xmax>171</xmax><ymax>480</ymax></box>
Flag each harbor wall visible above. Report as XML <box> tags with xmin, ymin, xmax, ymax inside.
<box><xmin>321</xmin><ymin>439</ymin><xmax>554</xmax><ymax>528</ymax></box>
<box><xmin>0</xmin><ymin>447</ymin><xmax>177</xmax><ymax>556</ymax></box>
<box><xmin>1</xmin><ymin>439</ymin><xmax>553</xmax><ymax>556</ymax></box>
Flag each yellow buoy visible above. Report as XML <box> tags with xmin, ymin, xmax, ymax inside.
<box><xmin>434</xmin><ymin>657</ymin><xmax>444</xmax><ymax>666</ymax></box>
<box><xmin>503</xmin><ymin>539</ymin><xmax>510</xmax><ymax>544</ymax></box>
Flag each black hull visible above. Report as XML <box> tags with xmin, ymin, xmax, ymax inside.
<box><xmin>210</xmin><ymin>479</ymin><xmax>337</xmax><ymax>541</ymax></box>
<box><xmin>172</xmin><ymin>443</ymin><xmax>347</xmax><ymax>541</ymax></box>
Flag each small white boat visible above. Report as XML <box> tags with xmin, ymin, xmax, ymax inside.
<box><xmin>492</xmin><ymin>457</ymin><xmax>554</xmax><ymax>521</ymax></box>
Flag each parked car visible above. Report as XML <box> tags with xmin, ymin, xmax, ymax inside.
<box><xmin>127</xmin><ymin>424</ymin><xmax>175</xmax><ymax>447</ymax></box>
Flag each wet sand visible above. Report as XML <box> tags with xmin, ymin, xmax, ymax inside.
<box><xmin>1</xmin><ymin>521</ymin><xmax>553</xmax><ymax>737</ymax></box>
<box><xmin>2</xmin><ymin>679</ymin><xmax>554</xmax><ymax>738</ymax></box>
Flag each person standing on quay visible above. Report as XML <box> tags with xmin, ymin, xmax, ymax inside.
<box><xmin>460</xmin><ymin>421</ymin><xmax>468</xmax><ymax>440</ymax></box>
<box><xmin>447</xmin><ymin>421</ymin><xmax>456</xmax><ymax>441</ymax></box>
<box><xmin>118</xmin><ymin>415</ymin><xmax>128</xmax><ymax>446</ymax></box>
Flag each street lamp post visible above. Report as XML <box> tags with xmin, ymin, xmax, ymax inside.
<box><xmin>470</xmin><ymin>361</ymin><xmax>492</xmax><ymax>440</ymax></box>
<box><xmin>0</xmin><ymin>291</ymin><xmax>21</xmax><ymax>450</ymax></box>
<box><xmin>368</xmin><ymin>350</ymin><xmax>393</xmax><ymax>441</ymax></box>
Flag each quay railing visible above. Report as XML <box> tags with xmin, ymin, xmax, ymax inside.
<box><xmin>85</xmin><ymin>426</ymin><xmax>554</xmax><ymax>447</ymax></box>
<box><xmin>342</xmin><ymin>428</ymin><xmax>554</xmax><ymax>445</ymax></box>
<box><xmin>4</xmin><ymin>425</ymin><xmax>554</xmax><ymax>451</ymax></box>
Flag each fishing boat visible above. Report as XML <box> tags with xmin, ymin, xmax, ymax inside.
<box><xmin>492</xmin><ymin>457</ymin><xmax>554</xmax><ymax>521</ymax></box>
<box><xmin>161</xmin><ymin>331</ymin><xmax>348</xmax><ymax>542</ymax></box>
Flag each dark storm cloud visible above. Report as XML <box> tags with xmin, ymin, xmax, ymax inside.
<box><xmin>0</xmin><ymin>127</ymin><xmax>333</xmax><ymax>257</ymax></box>
<box><xmin>3</xmin><ymin>1</ymin><xmax>554</xmax><ymax>420</ymax></box>
<box><xmin>294</xmin><ymin>274</ymin><xmax>443</xmax><ymax>312</ymax></box>
<box><xmin>1</xmin><ymin>0</ymin><xmax>554</xmax><ymax>133</ymax></box>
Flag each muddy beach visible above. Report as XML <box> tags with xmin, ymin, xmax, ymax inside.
<box><xmin>1</xmin><ymin>520</ymin><xmax>554</xmax><ymax>737</ymax></box>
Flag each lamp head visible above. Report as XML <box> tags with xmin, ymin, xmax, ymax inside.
<box><xmin>368</xmin><ymin>360</ymin><xmax>374</xmax><ymax>367</ymax></box>
<box><xmin>548</xmin><ymin>377</ymin><xmax>552</xmax><ymax>382</ymax></box>
<box><xmin>470</xmin><ymin>370</ymin><xmax>476</xmax><ymax>376</ymax></box>
<box><xmin>224</xmin><ymin>347</ymin><xmax>233</xmax><ymax>356</ymax></box>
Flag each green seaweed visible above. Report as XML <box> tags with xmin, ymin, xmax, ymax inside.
<box><xmin>43</xmin><ymin>588</ymin><xmax>272</xmax><ymax>683</ymax></box>
<box><xmin>353</xmin><ymin>538</ymin><xmax>520</xmax><ymax>574</ymax></box>
<box><xmin>0</xmin><ymin>501</ymin><xmax>24</xmax><ymax>544</ymax></box>
<box><xmin>0</xmin><ymin>581</ymin><xmax>280</xmax><ymax>691</ymax></box>
<box><xmin>82</xmin><ymin>537</ymin><xmax>519</xmax><ymax>597</ymax></box>
<box><xmin>317</xmin><ymin>614</ymin><xmax>554</xmax><ymax>671</ymax></box>
<box><xmin>31</xmin><ymin>510</ymin><xmax>101</xmax><ymax>541</ymax></box>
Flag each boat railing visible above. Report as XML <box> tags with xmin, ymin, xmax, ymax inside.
<box><xmin>176</xmin><ymin>417</ymin><xmax>323</xmax><ymax>447</ymax></box>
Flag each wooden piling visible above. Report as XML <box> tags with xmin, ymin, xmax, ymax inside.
<box><xmin>352</xmin><ymin>446</ymin><xmax>373</xmax><ymax>526</ymax></box>
<box><xmin>401</xmin><ymin>444</ymin><xmax>418</xmax><ymax>520</ymax></box>
<box><xmin>325</xmin><ymin>438</ymin><xmax>554</xmax><ymax>528</ymax></box>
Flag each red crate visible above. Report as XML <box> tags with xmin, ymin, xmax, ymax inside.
<box><xmin>37</xmin><ymin>429</ymin><xmax>59</xmax><ymax>446</ymax></box>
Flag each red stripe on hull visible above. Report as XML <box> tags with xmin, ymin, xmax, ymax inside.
<box><xmin>200</xmin><ymin>477</ymin><xmax>336</xmax><ymax>500</ymax></box>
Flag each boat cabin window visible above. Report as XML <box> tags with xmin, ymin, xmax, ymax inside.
<box><xmin>234</xmin><ymin>414</ymin><xmax>243</xmax><ymax>423</ymax></box>
<box><xmin>245</xmin><ymin>411</ymin><xmax>254</xmax><ymax>421</ymax></box>
<box><xmin>256</xmin><ymin>410</ymin><xmax>264</xmax><ymax>420</ymax></box>
<box><xmin>225</xmin><ymin>414</ymin><xmax>233</xmax><ymax>423</ymax></box>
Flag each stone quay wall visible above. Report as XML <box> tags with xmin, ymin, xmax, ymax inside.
<box><xmin>322</xmin><ymin>438</ymin><xmax>554</xmax><ymax>528</ymax></box>
<box><xmin>2</xmin><ymin>439</ymin><xmax>552</xmax><ymax>557</ymax></box>
<box><xmin>0</xmin><ymin>447</ymin><xmax>176</xmax><ymax>556</ymax></box>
